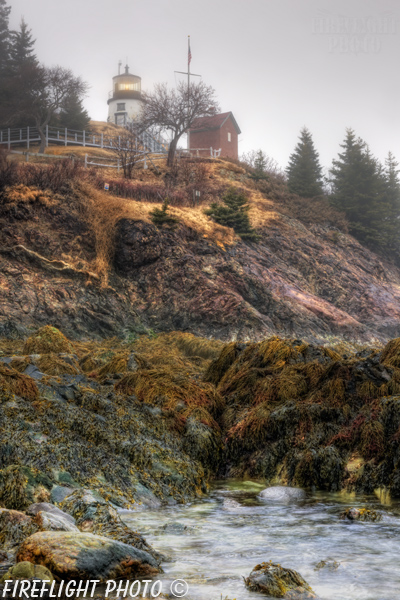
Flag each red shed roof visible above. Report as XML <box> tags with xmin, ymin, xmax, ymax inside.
<box><xmin>190</xmin><ymin>111</ymin><xmax>241</xmax><ymax>134</ymax></box>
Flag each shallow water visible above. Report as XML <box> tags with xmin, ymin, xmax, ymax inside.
<box><xmin>122</xmin><ymin>481</ymin><xmax>400</xmax><ymax>600</ymax></box>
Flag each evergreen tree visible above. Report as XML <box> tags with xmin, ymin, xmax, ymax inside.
<box><xmin>0</xmin><ymin>0</ymin><xmax>11</xmax><ymax>123</ymax></box>
<box><xmin>329</xmin><ymin>129</ymin><xmax>386</xmax><ymax>247</ymax></box>
<box><xmin>56</xmin><ymin>90</ymin><xmax>90</xmax><ymax>130</ymax></box>
<box><xmin>205</xmin><ymin>187</ymin><xmax>259</xmax><ymax>241</ymax></box>
<box><xmin>252</xmin><ymin>150</ymin><xmax>268</xmax><ymax>180</ymax></box>
<box><xmin>150</xmin><ymin>200</ymin><xmax>179</xmax><ymax>229</ymax></box>
<box><xmin>286</xmin><ymin>127</ymin><xmax>323</xmax><ymax>197</ymax></box>
<box><xmin>10</xmin><ymin>18</ymin><xmax>37</xmax><ymax>70</ymax></box>
<box><xmin>0</xmin><ymin>0</ymin><xmax>11</xmax><ymax>75</ymax></box>
<box><xmin>381</xmin><ymin>152</ymin><xmax>400</xmax><ymax>250</ymax></box>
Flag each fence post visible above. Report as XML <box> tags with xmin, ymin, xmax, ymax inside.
<box><xmin>8</xmin><ymin>128</ymin><xmax>10</xmax><ymax>150</ymax></box>
<box><xmin>83</xmin><ymin>130</ymin><xmax>86</xmax><ymax>147</ymax></box>
<box><xmin>45</xmin><ymin>125</ymin><xmax>49</xmax><ymax>147</ymax></box>
<box><xmin>101</xmin><ymin>133</ymin><xmax>103</xmax><ymax>149</ymax></box>
<box><xmin>144</xmin><ymin>155</ymin><xmax>147</xmax><ymax>169</ymax></box>
<box><xmin>65</xmin><ymin>128</ymin><xmax>67</xmax><ymax>146</ymax></box>
<box><xmin>117</xmin><ymin>159</ymin><xmax>120</xmax><ymax>173</ymax></box>
<box><xmin>27</xmin><ymin>126</ymin><xmax>30</xmax><ymax>150</ymax></box>
<box><xmin>84</xmin><ymin>153</ymin><xmax>88</xmax><ymax>169</ymax></box>
<box><xmin>26</xmin><ymin>151</ymin><xmax>29</xmax><ymax>163</ymax></box>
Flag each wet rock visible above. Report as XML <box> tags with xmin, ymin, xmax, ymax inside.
<box><xmin>26</xmin><ymin>503</ymin><xmax>76</xmax><ymax>525</ymax></box>
<box><xmin>0</xmin><ymin>508</ymin><xmax>39</xmax><ymax>549</ymax></box>
<box><xmin>315</xmin><ymin>559</ymin><xmax>340</xmax><ymax>571</ymax></box>
<box><xmin>245</xmin><ymin>561</ymin><xmax>317</xmax><ymax>598</ymax></box>
<box><xmin>34</xmin><ymin>511</ymin><xmax>79</xmax><ymax>533</ymax></box>
<box><xmin>16</xmin><ymin>531</ymin><xmax>160</xmax><ymax>581</ymax></box>
<box><xmin>222</xmin><ymin>498</ymin><xmax>243</xmax><ymax>511</ymax></box>
<box><xmin>23</xmin><ymin>364</ymin><xmax>44</xmax><ymax>380</ymax></box>
<box><xmin>50</xmin><ymin>486</ymin><xmax>76</xmax><ymax>504</ymax></box>
<box><xmin>0</xmin><ymin>561</ymin><xmax>54</xmax><ymax>584</ymax></box>
<box><xmin>340</xmin><ymin>507</ymin><xmax>382</xmax><ymax>522</ymax></box>
<box><xmin>60</xmin><ymin>489</ymin><xmax>161</xmax><ymax>562</ymax></box>
<box><xmin>159</xmin><ymin>522</ymin><xmax>188</xmax><ymax>534</ymax></box>
<box><xmin>259</xmin><ymin>486</ymin><xmax>306</xmax><ymax>503</ymax></box>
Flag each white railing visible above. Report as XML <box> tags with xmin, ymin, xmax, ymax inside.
<box><xmin>0</xmin><ymin>125</ymin><xmax>169</xmax><ymax>154</ymax></box>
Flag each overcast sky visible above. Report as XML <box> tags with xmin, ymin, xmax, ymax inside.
<box><xmin>8</xmin><ymin>0</ymin><xmax>400</xmax><ymax>170</ymax></box>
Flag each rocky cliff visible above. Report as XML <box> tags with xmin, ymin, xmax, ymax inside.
<box><xmin>1</xmin><ymin>158</ymin><xmax>400</xmax><ymax>344</ymax></box>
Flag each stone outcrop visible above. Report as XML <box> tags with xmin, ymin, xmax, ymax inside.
<box><xmin>16</xmin><ymin>531</ymin><xmax>160</xmax><ymax>581</ymax></box>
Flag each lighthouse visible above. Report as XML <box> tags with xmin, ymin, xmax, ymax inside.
<box><xmin>107</xmin><ymin>63</ymin><xmax>143</xmax><ymax>126</ymax></box>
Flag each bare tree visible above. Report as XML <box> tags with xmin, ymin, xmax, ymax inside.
<box><xmin>140</xmin><ymin>80</ymin><xmax>219</xmax><ymax>167</ymax></box>
<box><xmin>110</xmin><ymin>121</ymin><xmax>145</xmax><ymax>178</ymax></box>
<box><xmin>23</xmin><ymin>64</ymin><xmax>88</xmax><ymax>153</ymax></box>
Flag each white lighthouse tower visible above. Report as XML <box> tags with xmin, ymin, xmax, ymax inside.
<box><xmin>107</xmin><ymin>63</ymin><xmax>143</xmax><ymax>126</ymax></box>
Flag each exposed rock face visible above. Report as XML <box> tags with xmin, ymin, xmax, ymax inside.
<box><xmin>2</xmin><ymin>181</ymin><xmax>400</xmax><ymax>343</ymax></box>
<box><xmin>245</xmin><ymin>561</ymin><xmax>316</xmax><ymax>598</ymax></box>
<box><xmin>16</xmin><ymin>531</ymin><xmax>160</xmax><ymax>581</ymax></box>
<box><xmin>259</xmin><ymin>486</ymin><xmax>306</xmax><ymax>502</ymax></box>
<box><xmin>114</xmin><ymin>219</ymin><xmax>163</xmax><ymax>271</ymax></box>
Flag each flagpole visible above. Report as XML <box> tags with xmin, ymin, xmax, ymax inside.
<box><xmin>187</xmin><ymin>35</ymin><xmax>191</xmax><ymax>150</ymax></box>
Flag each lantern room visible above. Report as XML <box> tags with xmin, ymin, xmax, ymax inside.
<box><xmin>107</xmin><ymin>64</ymin><xmax>143</xmax><ymax>126</ymax></box>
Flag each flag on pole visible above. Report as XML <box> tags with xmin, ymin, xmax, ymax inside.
<box><xmin>188</xmin><ymin>37</ymin><xmax>192</xmax><ymax>65</ymax></box>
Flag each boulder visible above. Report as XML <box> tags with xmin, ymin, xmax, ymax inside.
<box><xmin>26</xmin><ymin>503</ymin><xmax>76</xmax><ymax>525</ymax></box>
<box><xmin>340</xmin><ymin>507</ymin><xmax>382</xmax><ymax>522</ymax></box>
<box><xmin>0</xmin><ymin>508</ymin><xmax>39</xmax><ymax>549</ymax></box>
<box><xmin>114</xmin><ymin>219</ymin><xmax>162</xmax><ymax>272</ymax></box>
<box><xmin>60</xmin><ymin>489</ymin><xmax>161</xmax><ymax>561</ymax></box>
<box><xmin>245</xmin><ymin>562</ymin><xmax>317</xmax><ymax>599</ymax></box>
<box><xmin>0</xmin><ymin>561</ymin><xmax>54</xmax><ymax>584</ymax></box>
<box><xmin>34</xmin><ymin>512</ymin><xmax>79</xmax><ymax>533</ymax></box>
<box><xmin>259</xmin><ymin>486</ymin><xmax>306</xmax><ymax>503</ymax></box>
<box><xmin>16</xmin><ymin>531</ymin><xmax>160</xmax><ymax>581</ymax></box>
<box><xmin>50</xmin><ymin>486</ymin><xmax>75</xmax><ymax>504</ymax></box>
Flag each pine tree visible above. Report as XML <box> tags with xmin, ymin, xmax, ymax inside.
<box><xmin>150</xmin><ymin>200</ymin><xmax>179</xmax><ymax>229</ymax></box>
<box><xmin>205</xmin><ymin>187</ymin><xmax>259</xmax><ymax>241</ymax></box>
<box><xmin>56</xmin><ymin>90</ymin><xmax>90</xmax><ymax>130</ymax></box>
<box><xmin>381</xmin><ymin>152</ymin><xmax>400</xmax><ymax>251</ymax></box>
<box><xmin>329</xmin><ymin>129</ymin><xmax>386</xmax><ymax>247</ymax></box>
<box><xmin>252</xmin><ymin>150</ymin><xmax>268</xmax><ymax>180</ymax></box>
<box><xmin>0</xmin><ymin>0</ymin><xmax>11</xmax><ymax>75</ymax></box>
<box><xmin>10</xmin><ymin>18</ymin><xmax>37</xmax><ymax>71</ymax></box>
<box><xmin>286</xmin><ymin>127</ymin><xmax>323</xmax><ymax>197</ymax></box>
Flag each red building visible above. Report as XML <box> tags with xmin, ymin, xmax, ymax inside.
<box><xmin>189</xmin><ymin>112</ymin><xmax>241</xmax><ymax>159</ymax></box>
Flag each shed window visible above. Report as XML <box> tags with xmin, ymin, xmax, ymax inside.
<box><xmin>117</xmin><ymin>103</ymin><xmax>126</xmax><ymax>111</ymax></box>
<box><xmin>227</xmin><ymin>132</ymin><xmax>231</xmax><ymax>142</ymax></box>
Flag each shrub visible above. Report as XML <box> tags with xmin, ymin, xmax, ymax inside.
<box><xmin>0</xmin><ymin>150</ymin><xmax>19</xmax><ymax>195</ymax></box>
<box><xmin>205</xmin><ymin>187</ymin><xmax>259</xmax><ymax>241</ymax></box>
<box><xmin>150</xmin><ymin>200</ymin><xmax>179</xmax><ymax>229</ymax></box>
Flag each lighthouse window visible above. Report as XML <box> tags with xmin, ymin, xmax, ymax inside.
<box><xmin>117</xmin><ymin>103</ymin><xmax>126</xmax><ymax>111</ymax></box>
<box><xmin>118</xmin><ymin>82</ymin><xmax>140</xmax><ymax>91</ymax></box>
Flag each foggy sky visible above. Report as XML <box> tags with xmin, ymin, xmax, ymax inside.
<box><xmin>7</xmin><ymin>0</ymin><xmax>400</xmax><ymax>171</ymax></box>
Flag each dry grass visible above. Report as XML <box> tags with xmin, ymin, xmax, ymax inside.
<box><xmin>2</xmin><ymin>184</ymin><xmax>56</xmax><ymax>208</ymax></box>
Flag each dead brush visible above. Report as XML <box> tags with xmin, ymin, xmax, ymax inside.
<box><xmin>1</xmin><ymin>184</ymin><xmax>56</xmax><ymax>209</ymax></box>
<box><xmin>0</xmin><ymin>364</ymin><xmax>38</xmax><ymax>401</ymax></box>
<box><xmin>23</xmin><ymin>326</ymin><xmax>73</xmax><ymax>355</ymax></box>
